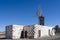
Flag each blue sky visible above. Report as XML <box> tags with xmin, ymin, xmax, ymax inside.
<box><xmin>0</xmin><ymin>0</ymin><xmax>60</xmax><ymax>32</ymax></box>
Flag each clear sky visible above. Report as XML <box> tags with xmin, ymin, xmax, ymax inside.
<box><xmin>0</xmin><ymin>0</ymin><xmax>60</xmax><ymax>32</ymax></box>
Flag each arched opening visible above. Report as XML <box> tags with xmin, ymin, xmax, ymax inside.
<box><xmin>20</xmin><ymin>31</ymin><xmax>28</xmax><ymax>38</ymax></box>
<box><xmin>20</xmin><ymin>31</ymin><xmax>24</xmax><ymax>38</ymax></box>
<box><xmin>25</xmin><ymin>31</ymin><xmax>27</xmax><ymax>38</ymax></box>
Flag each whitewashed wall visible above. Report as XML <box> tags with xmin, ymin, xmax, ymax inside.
<box><xmin>33</xmin><ymin>24</ymin><xmax>55</xmax><ymax>38</ymax></box>
<box><xmin>6</xmin><ymin>25</ymin><xmax>24</xmax><ymax>39</ymax></box>
<box><xmin>12</xmin><ymin>25</ymin><xmax>24</xmax><ymax>39</ymax></box>
<box><xmin>6</xmin><ymin>24</ymin><xmax>55</xmax><ymax>39</ymax></box>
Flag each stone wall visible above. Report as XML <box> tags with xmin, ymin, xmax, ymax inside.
<box><xmin>5</xmin><ymin>25</ymin><xmax>12</xmax><ymax>39</ymax></box>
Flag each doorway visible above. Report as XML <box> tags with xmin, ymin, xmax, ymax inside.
<box><xmin>25</xmin><ymin>31</ymin><xmax>27</xmax><ymax>38</ymax></box>
<box><xmin>38</xmin><ymin>30</ymin><xmax>41</xmax><ymax>37</ymax></box>
<box><xmin>20</xmin><ymin>31</ymin><xmax>27</xmax><ymax>38</ymax></box>
<box><xmin>20</xmin><ymin>31</ymin><xmax>24</xmax><ymax>38</ymax></box>
<box><xmin>49</xmin><ymin>29</ymin><xmax>51</xmax><ymax>36</ymax></box>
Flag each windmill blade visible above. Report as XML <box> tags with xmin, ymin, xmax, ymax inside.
<box><xmin>37</xmin><ymin>7</ymin><xmax>42</xmax><ymax>17</ymax></box>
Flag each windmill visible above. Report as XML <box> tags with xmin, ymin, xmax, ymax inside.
<box><xmin>37</xmin><ymin>7</ymin><xmax>44</xmax><ymax>25</ymax></box>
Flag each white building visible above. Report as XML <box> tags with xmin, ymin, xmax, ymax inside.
<box><xmin>5</xmin><ymin>24</ymin><xmax>55</xmax><ymax>39</ymax></box>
